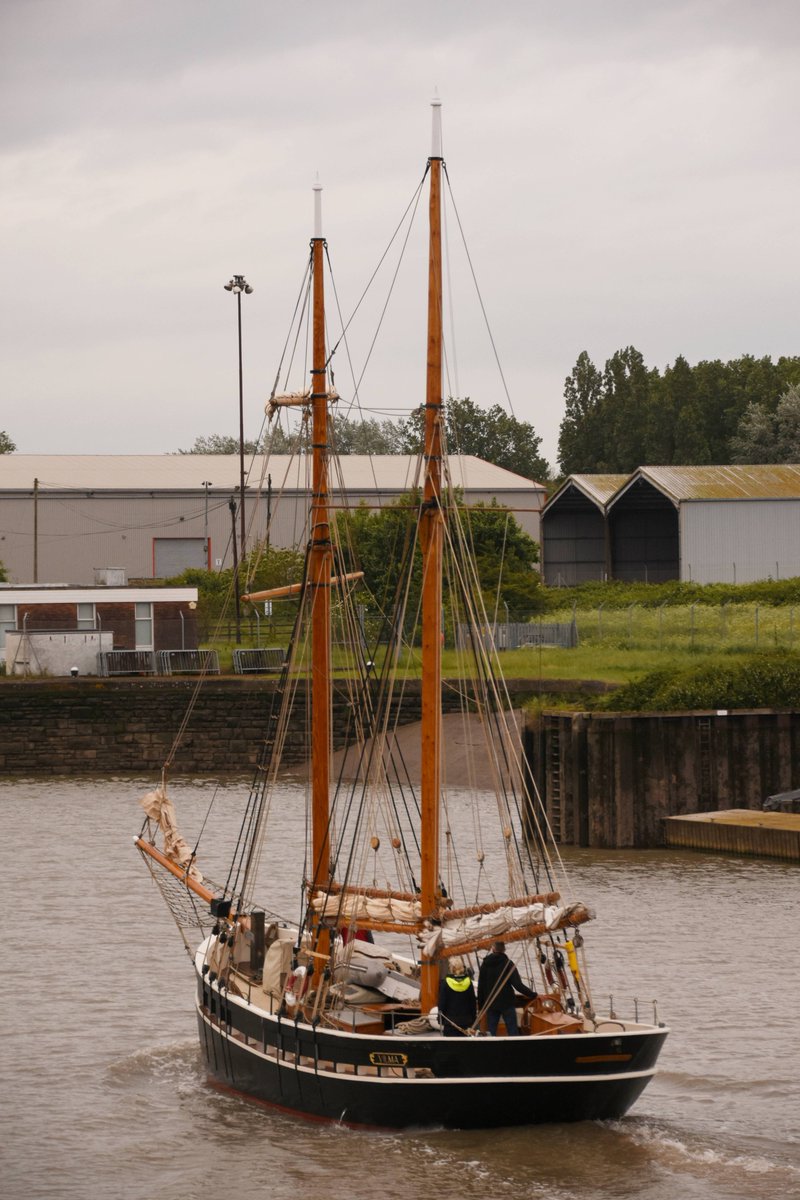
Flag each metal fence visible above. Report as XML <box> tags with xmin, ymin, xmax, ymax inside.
<box><xmin>456</xmin><ymin>620</ymin><xmax>579</xmax><ymax>651</ymax></box>
<box><xmin>158</xmin><ymin>649</ymin><xmax>220</xmax><ymax>675</ymax></box>
<box><xmin>232</xmin><ymin>647</ymin><xmax>287</xmax><ymax>674</ymax></box>
<box><xmin>546</xmin><ymin>602</ymin><xmax>800</xmax><ymax>652</ymax></box>
<box><xmin>97</xmin><ymin>650</ymin><xmax>157</xmax><ymax>676</ymax></box>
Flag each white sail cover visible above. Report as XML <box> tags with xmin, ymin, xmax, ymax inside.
<box><xmin>140</xmin><ymin>787</ymin><xmax>203</xmax><ymax>881</ymax></box>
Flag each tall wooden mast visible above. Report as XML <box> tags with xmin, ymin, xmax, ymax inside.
<box><xmin>420</xmin><ymin>98</ymin><xmax>444</xmax><ymax>1013</ymax></box>
<box><xmin>310</xmin><ymin>181</ymin><xmax>332</xmax><ymax>900</ymax></box>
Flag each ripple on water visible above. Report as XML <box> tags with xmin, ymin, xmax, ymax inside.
<box><xmin>605</xmin><ymin>1117</ymin><xmax>800</xmax><ymax>1191</ymax></box>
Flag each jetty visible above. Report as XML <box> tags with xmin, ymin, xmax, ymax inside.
<box><xmin>663</xmin><ymin>809</ymin><xmax>800</xmax><ymax>861</ymax></box>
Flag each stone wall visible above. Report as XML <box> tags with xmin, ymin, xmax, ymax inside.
<box><xmin>0</xmin><ymin>676</ymin><xmax>523</xmax><ymax>776</ymax></box>
<box><xmin>525</xmin><ymin>709</ymin><xmax>800</xmax><ymax>848</ymax></box>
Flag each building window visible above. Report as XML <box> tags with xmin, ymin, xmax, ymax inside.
<box><xmin>0</xmin><ymin>604</ymin><xmax>15</xmax><ymax>651</ymax></box>
<box><xmin>135</xmin><ymin>602</ymin><xmax>153</xmax><ymax>649</ymax></box>
<box><xmin>77</xmin><ymin>603</ymin><xmax>96</xmax><ymax>630</ymax></box>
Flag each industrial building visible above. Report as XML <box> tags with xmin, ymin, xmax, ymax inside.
<box><xmin>0</xmin><ymin>454</ymin><xmax>546</xmax><ymax>586</ymax></box>
<box><xmin>0</xmin><ymin>584</ymin><xmax>199</xmax><ymax>674</ymax></box>
<box><xmin>542</xmin><ymin>465</ymin><xmax>800</xmax><ymax>585</ymax></box>
<box><xmin>538</xmin><ymin>475</ymin><xmax>627</xmax><ymax>586</ymax></box>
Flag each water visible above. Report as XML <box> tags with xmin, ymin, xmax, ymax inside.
<box><xmin>2</xmin><ymin>777</ymin><xmax>799</xmax><ymax>1200</ymax></box>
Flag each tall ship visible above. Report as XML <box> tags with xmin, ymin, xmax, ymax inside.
<box><xmin>136</xmin><ymin>101</ymin><xmax>668</xmax><ymax>1129</ymax></box>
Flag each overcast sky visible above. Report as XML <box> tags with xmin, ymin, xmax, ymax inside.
<box><xmin>1</xmin><ymin>0</ymin><xmax>798</xmax><ymax>473</ymax></box>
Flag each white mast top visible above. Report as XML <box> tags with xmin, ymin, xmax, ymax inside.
<box><xmin>431</xmin><ymin>94</ymin><xmax>442</xmax><ymax>159</ymax></box>
<box><xmin>313</xmin><ymin>174</ymin><xmax>323</xmax><ymax>239</ymax></box>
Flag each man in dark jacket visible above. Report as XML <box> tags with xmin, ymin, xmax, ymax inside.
<box><xmin>477</xmin><ymin>940</ymin><xmax>537</xmax><ymax>1035</ymax></box>
<box><xmin>438</xmin><ymin>956</ymin><xmax>477</xmax><ymax>1037</ymax></box>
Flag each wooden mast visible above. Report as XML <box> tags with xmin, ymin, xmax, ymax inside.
<box><xmin>310</xmin><ymin>181</ymin><xmax>332</xmax><ymax>912</ymax></box>
<box><xmin>419</xmin><ymin>98</ymin><xmax>444</xmax><ymax>1013</ymax></box>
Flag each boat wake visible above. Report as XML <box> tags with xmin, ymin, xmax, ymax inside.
<box><xmin>107</xmin><ymin>1040</ymin><xmax>203</xmax><ymax>1096</ymax></box>
<box><xmin>604</xmin><ymin>1117</ymin><xmax>800</xmax><ymax>1188</ymax></box>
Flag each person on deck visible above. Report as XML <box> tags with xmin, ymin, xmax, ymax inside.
<box><xmin>437</xmin><ymin>956</ymin><xmax>477</xmax><ymax>1037</ymax></box>
<box><xmin>478</xmin><ymin>940</ymin><xmax>537</xmax><ymax>1036</ymax></box>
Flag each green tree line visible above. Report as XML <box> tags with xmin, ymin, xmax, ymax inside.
<box><xmin>179</xmin><ymin>396</ymin><xmax>551</xmax><ymax>483</ymax></box>
<box><xmin>558</xmin><ymin>349</ymin><xmax>800</xmax><ymax>475</ymax></box>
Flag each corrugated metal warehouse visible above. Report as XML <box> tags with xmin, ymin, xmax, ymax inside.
<box><xmin>0</xmin><ymin>454</ymin><xmax>546</xmax><ymax>586</ymax></box>
<box><xmin>540</xmin><ymin>475</ymin><xmax>628</xmax><ymax>586</ymax></box>
<box><xmin>543</xmin><ymin>465</ymin><xmax>800</xmax><ymax>585</ymax></box>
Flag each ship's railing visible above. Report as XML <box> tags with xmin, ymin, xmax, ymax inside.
<box><xmin>158</xmin><ymin>649</ymin><xmax>220</xmax><ymax>675</ymax></box>
<box><xmin>232</xmin><ymin>647</ymin><xmax>287</xmax><ymax>674</ymax></box>
<box><xmin>97</xmin><ymin>649</ymin><xmax>158</xmax><ymax>676</ymax></box>
<box><xmin>601</xmin><ymin>995</ymin><xmax>663</xmax><ymax>1026</ymax></box>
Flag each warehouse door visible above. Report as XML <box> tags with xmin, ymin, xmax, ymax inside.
<box><xmin>154</xmin><ymin>538</ymin><xmax>207</xmax><ymax>577</ymax></box>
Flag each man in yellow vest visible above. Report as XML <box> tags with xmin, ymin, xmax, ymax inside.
<box><xmin>437</xmin><ymin>956</ymin><xmax>477</xmax><ymax>1037</ymax></box>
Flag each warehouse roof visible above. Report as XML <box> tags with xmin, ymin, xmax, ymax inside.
<box><xmin>0</xmin><ymin>454</ymin><xmax>544</xmax><ymax>494</ymax></box>
<box><xmin>543</xmin><ymin>474</ymin><xmax>629</xmax><ymax>513</ymax></box>
<box><xmin>616</xmin><ymin>464</ymin><xmax>800</xmax><ymax>504</ymax></box>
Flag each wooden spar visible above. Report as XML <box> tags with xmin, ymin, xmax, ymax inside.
<box><xmin>312</xmin><ymin>886</ymin><xmax>559</xmax><ymax>915</ymax></box>
<box><xmin>242</xmin><ymin>571</ymin><xmax>363</xmax><ymax>604</ymax></box>
<box><xmin>312</xmin><ymin>881</ymin><xmax>424</xmax><ymax>903</ymax></box>
<box><xmin>309</xmin><ymin>183</ymin><xmax>333</xmax><ymax>931</ymax></box>
<box><xmin>442</xmin><ymin>892</ymin><xmax>561</xmax><ymax>922</ymax></box>
<box><xmin>419</xmin><ymin>98</ymin><xmax>444</xmax><ymax>1015</ymax></box>
<box><xmin>349</xmin><ymin>920</ymin><xmax>424</xmax><ymax>935</ymax></box>
<box><xmin>425</xmin><ymin>906</ymin><xmax>594</xmax><ymax>961</ymax></box>
<box><xmin>135</xmin><ymin>837</ymin><xmax>216</xmax><ymax>905</ymax></box>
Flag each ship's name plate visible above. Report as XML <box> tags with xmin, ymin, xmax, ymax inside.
<box><xmin>369</xmin><ymin>1051</ymin><xmax>408</xmax><ymax>1067</ymax></box>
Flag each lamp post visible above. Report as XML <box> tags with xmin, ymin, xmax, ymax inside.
<box><xmin>229</xmin><ymin>495</ymin><xmax>241</xmax><ymax>644</ymax></box>
<box><xmin>223</xmin><ymin>274</ymin><xmax>253</xmax><ymax>566</ymax></box>
<box><xmin>202</xmin><ymin>480</ymin><xmax>212</xmax><ymax>566</ymax></box>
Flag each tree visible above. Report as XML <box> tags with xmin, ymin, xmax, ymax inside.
<box><xmin>458</xmin><ymin>500</ymin><xmax>542</xmax><ymax>617</ymax></box>
<box><xmin>336</xmin><ymin>491</ymin><xmax>542</xmax><ymax>627</ymax></box>
<box><xmin>0</xmin><ymin>431</ymin><xmax>16</xmax><ymax>454</ymax></box>
<box><xmin>601</xmin><ymin>347</ymin><xmax>657</xmax><ymax>472</ymax></box>
<box><xmin>397</xmin><ymin>397</ymin><xmax>550</xmax><ymax>481</ymax></box>
<box><xmin>557</xmin><ymin>351</ymin><xmax>800</xmax><ymax>473</ymax></box>
<box><xmin>729</xmin><ymin>384</ymin><xmax>800</xmax><ymax>463</ymax></box>
<box><xmin>646</xmin><ymin>355</ymin><xmax>690</xmax><ymax>464</ymax></box>
<box><xmin>178</xmin><ymin>418</ymin><xmax>400</xmax><ymax>457</ymax></box>
<box><xmin>558</xmin><ymin>351</ymin><xmax>603</xmax><ymax>474</ymax></box>
<box><xmin>330</xmin><ymin>415</ymin><xmax>402</xmax><ymax>454</ymax></box>
<box><xmin>167</xmin><ymin>545</ymin><xmax>304</xmax><ymax>621</ymax></box>
<box><xmin>177</xmin><ymin>429</ymin><xmax>297</xmax><ymax>454</ymax></box>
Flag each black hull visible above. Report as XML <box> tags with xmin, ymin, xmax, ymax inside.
<box><xmin>196</xmin><ymin>973</ymin><xmax>668</xmax><ymax>1130</ymax></box>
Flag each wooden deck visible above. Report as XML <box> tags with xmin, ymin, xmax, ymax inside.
<box><xmin>663</xmin><ymin>809</ymin><xmax>800</xmax><ymax>861</ymax></box>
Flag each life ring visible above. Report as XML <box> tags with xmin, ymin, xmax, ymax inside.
<box><xmin>284</xmin><ymin>963</ymin><xmax>309</xmax><ymax>1010</ymax></box>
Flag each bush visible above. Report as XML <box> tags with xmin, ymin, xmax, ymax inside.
<box><xmin>539</xmin><ymin>577</ymin><xmax>800</xmax><ymax>612</ymax></box>
<box><xmin>603</xmin><ymin>651</ymin><xmax>800</xmax><ymax>711</ymax></box>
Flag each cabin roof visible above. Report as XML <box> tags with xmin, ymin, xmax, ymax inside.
<box><xmin>0</xmin><ymin>454</ymin><xmax>545</xmax><ymax>493</ymax></box>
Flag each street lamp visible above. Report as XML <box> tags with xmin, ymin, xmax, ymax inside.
<box><xmin>229</xmin><ymin>495</ymin><xmax>241</xmax><ymax>644</ymax></box>
<box><xmin>202</xmin><ymin>480</ymin><xmax>212</xmax><ymax>565</ymax></box>
<box><xmin>223</xmin><ymin>274</ymin><xmax>253</xmax><ymax>566</ymax></box>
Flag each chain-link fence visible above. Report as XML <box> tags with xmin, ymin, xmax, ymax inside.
<box><xmin>546</xmin><ymin>602</ymin><xmax>800</xmax><ymax>652</ymax></box>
